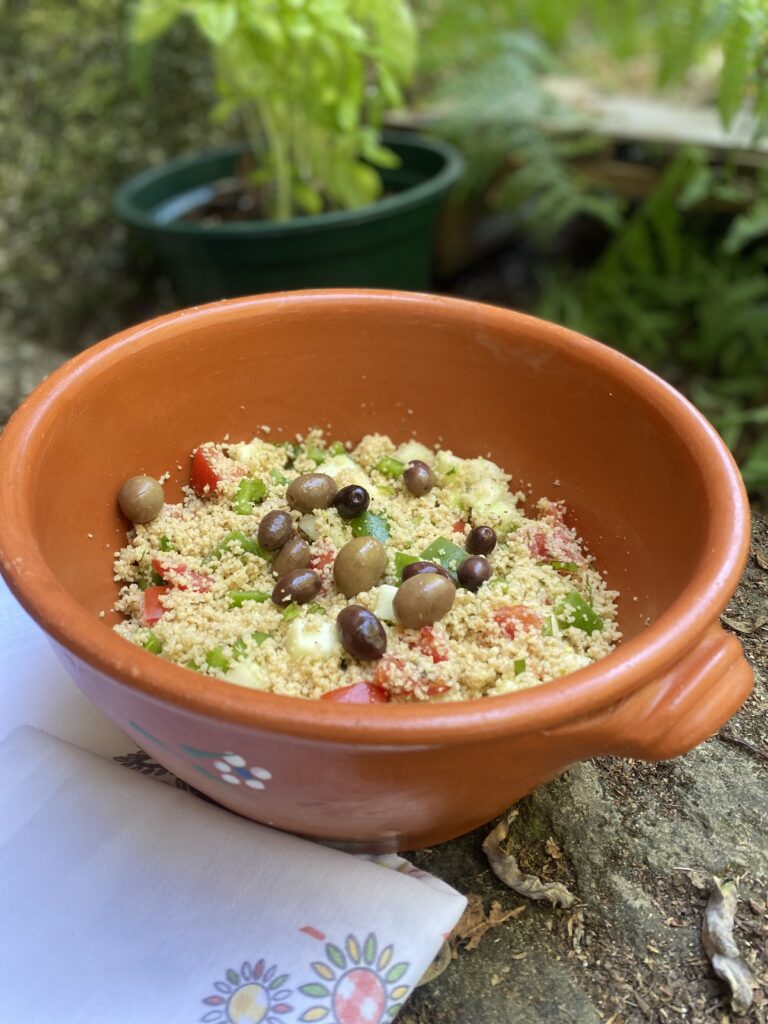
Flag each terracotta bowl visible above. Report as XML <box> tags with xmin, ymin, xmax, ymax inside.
<box><xmin>0</xmin><ymin>291</ymin><xmax>752</xmax><ymax>852</ymax></box>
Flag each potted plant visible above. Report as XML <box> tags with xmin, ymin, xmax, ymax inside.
<box><xmin>114</xmin><ymin>0</ymin><xmax>463</xmax><ymax>303</ymax></box>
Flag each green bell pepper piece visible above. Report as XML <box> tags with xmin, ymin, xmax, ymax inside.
<box><xmin>420</xmin><ymin>536</ymin><xmax>469</xmax><ymax>575</ymax></box>
<box><xmin>232</xmin><ymin>636</ymin><xmax>248</xmax><ymax>660</ymax></box>
<box><xmin>394</xmin><ymin>551</ymin><xmax>420</xmax><ymax>577</ymax></box>
<box><xmin>282</xmin><ymin>604</ymin><xmax>301</xmax><ymax>621</ymax></box>
<box><xmin>204</xmin><ymin>530</ymin><xmax>270</xmax><ymax>564</ymax></box>
<box><xmin>306</xmin><ymin>445</ymin><xmax>326</xmax><ymax>465</ymax></box>
<box><xmin>233</xmin><ymin>477</ymin><xmax>267</xmax><ymax>515</ymax></box>
<box><xmin>514</xmin><ymin>658</ymin><xmax>526</xmax><ymax>675</ymax></box>
<box><xmin>375</xmin><ymin>455</ymin><xmax>405</xmax><ymax>478</ymax></box>
<box><xmin>329</xmin><ymin>441</ymin><xmax>346</xmax><ymax>456</ymax></box>
<box><xmin>205</xmin><ymin>646</ymin><xmax>230</xmax><ymax>671</ymax></box>
<box><xmin>252</xmin><ymin>631</ymin><xmax>270</xmax><ymax>646</ymax></box>
<box><xmin>228</xmin><ymin>589</ymin><xmax>270</xmax><ymax>608</ymax></box>
<box><xmin>142</xmin><ymin>631</ymin><xmax>163</xmax><ymax>654</ymax></box>
<box><xmin>350</xmin><ymin>511</ymin><xmax>390</xmax><ymax>543</ymax></box>
<box><xmin>545</xmin><ymin>560</ymin><xmax>580</xmax><ymax>574</ymax></box>
<box><xmin>542</xmin><ymin>592</ymin><xmax>604</xmax><ymax>635</ymax></box>
<box><xmin>270</xmin><ymin>467</ymin><xmax>288</xmax><ymax>485</ymax></box>
<box><xmin>159</xmin><ymin>536</ymin><xmax>174</xmax><ymax>552</ymax></box>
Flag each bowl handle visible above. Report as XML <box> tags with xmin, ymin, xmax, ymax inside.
<box><xmin>545</xmin><ymin>625</ymin><xmax>753</xmax><ymax>760</ymax></box>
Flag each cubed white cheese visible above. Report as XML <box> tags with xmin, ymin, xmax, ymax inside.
<box><xmin>285</xmin><ymin>620</ymin><xmax>341</xmax><ymax>660</ymax></box>
<box><xmin>299</xmin><ymin>513</ymin><xmax>319</xmax><ymax>541</ymax></box>
<box><xmin>394</xmin><ymin>440</ymin><xmax>435</xmax><ymax>466</ymax></box>
<box><xmin>372</xmin><ymin>584</ymin><xmax>399</xmax><ymax>624</ymax></box>
<box><xmin>225</xmin><ymin>661</ymin><xmax>270</xmax><ymax>690</ymax></box>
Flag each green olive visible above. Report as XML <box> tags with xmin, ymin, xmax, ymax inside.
<box><xmin>118</xmin><ymin>475</ymin><xmax>164</xmax><ymax>524</ymax></box>
<box><xmin>272</xmin><ymin>534</ymin><xmax>311</xmax><ymax>577</ymax></box>
<box><xmin>393</xmin><ymin>573</ymin><xmax>456</xmax><ymax>629</ymax></box>
<box><xmin>333</xmin><ymin>536</ymin><xmax>387</xmax><ymax>598</ymax></box>
<box><xmin>286</xmin><ymin>473</ymin><xmax>337</xmax><ymax>513</ymax></box>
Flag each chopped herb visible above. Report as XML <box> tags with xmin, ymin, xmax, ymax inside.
<box><xmin>282</xmin><ymin>604</ymin><xmax>301</xmax><ymax>621</ymax></box>
<box><xmin>232</xmin><ymin>636</ymin><xmax>248</xmax><ymax>660</ymax></box>
<box><xmin>270</xmin><ymin>467</ymin><xmax>288</xmax><ymax>485</ymax></box>
<box><xmin>159</xmin><ymin>536</ymin><xmax>174</xmax><ymax>552</ymax></box>
<box><xmin>307</xmin><ymin>602</ymin><xmax>326</xmax><ymax>614</ymax></box>
<box><xmin>544</xmin><ymin>560</ymin><xmax>580</xmax><ymax>574</ymax></box>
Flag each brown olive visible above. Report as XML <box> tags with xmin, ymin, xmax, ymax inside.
<box><xmin>403</xmin><ymin>460</ymin><xmax>435</xmax><ymax>497</ymax></box>
<box><xmin>457</xmin><ymin>555</ymin><xmax>492</xmax><ymax>592</ymax></box>
<box><xmin>466</xmin><ymin>525</ymin><xmax>497</xmax><ymax>555</ymax></box>
<box><xmin>271</xmin><ymin>568</ymin><xmax>321</xmax><ymax>607</ymax></box>
<box><xmin>257</xmin><ymin>510</ymin><xmax>293</xmax><ymax>551</ymax></box>
<box><xmin>272</xmin><ymin>534</ymin><xmax>311</xmax><ymax>576</ymax></box>
<box><xmin>336</xmin><ymin>605</ymin><xmax>387</xmax><ymax>660</ymax></box>
<box><xmin>333</xmin><ymin>484</ymin><xmax>370</xmax><ymax>520</ymax></box>
<box><xmin>333</xmin><ymin>537</ymin><xmax>387</xmax><ymax>598</ymax></box>
<box><xmin>393</xmin><ymin>574</ymin><xmax>456</xmax><ymax>629</ymax></box>
<box><xmin>401</xmin><ymin>560</ymin><xmax>452</xmax><ymax>583</ymax></box>
<box><xmin>118</xmin><ymin>475</ymin><xmax>164</xmax><ymax>524</ymax></box>
<box><xmin>286</xmin><ymin>473</ymin><xmax>337</xmax><ymax>512</ymax></box>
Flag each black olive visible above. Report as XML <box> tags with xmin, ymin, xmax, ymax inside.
<box><xmin>401</xmin><ymin>560</ymin><xmax>452</xmax><ymax>583</ymax></box>
<box><xmin>403</xmin><ymin>460</ymin><xmax>435</xmax><ymax>497</ymax></box>
<box><xmin>257</xmin><ymin>510</ymin><xmax>293</xmax><ymax>551</ymax></box>
<box><xmin>336</xmin><ymin>605</ymin><xmax>387</xmax><ymax>660</ymax></box>
<box><xmin>333</xmin><ymin>484</ymin><xmax>370</xmax><ymax>520</ymax></box>
<box><xmin>457</xmin><ymin>556</ymin><xmax>492</xmax><ymax>593</ymax></box>
<box><xmin>271</xmin><ymin>568</ymin><xmax>321</xmax><ymax>606</ymax></box>
<box><xmin>466</xmin><ymin>525</ymin><xmax>497</xmax><ymax>555</ymax></box>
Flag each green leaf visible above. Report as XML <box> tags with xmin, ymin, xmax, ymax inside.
<box><xmin>385</xmin><ymin>962</ymin><xmax>408</xmax><ymax>983</ymax></box>
<box><xmin>130</xmin><ymin>0</ymin><xmax>184</xmax><ymax>43</ymax></box>
<box><xmin>192</xmin><ymin>1</ymin><xmax>238</xmax><ymax>45</ymax></box>
<box><xmin>719</xmin><ymin>11</ymin><xmax>752</xmax><ymax>128</ymax></box>
<box><xmin>299</xmin><ymin>983</ymin><xmax>330</xmax><ymax>997</ymax></box>
<box><xmin>325</xmin><ymin>943</ymin><xmax>346</xmax><ymax>969</ymax></box>
<box><xmin>363</xmin><ymin>932</ymin><xmax>377</xmax><ymax>965</ymax></box>
<box><xmin>740</xmin><ymin>434</ymin><xmax>768</xmax><ymax>490</ymax></box>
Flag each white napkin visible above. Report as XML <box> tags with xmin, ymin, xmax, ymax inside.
<box><xmin>0</xmin><ymin>578</ymin><xmax>467</xmax><ymax>1024</ymax></box>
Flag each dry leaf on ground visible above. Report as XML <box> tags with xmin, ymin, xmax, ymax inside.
<box><xmin>701</xmin><ymin>878</ymin><xmax>756</xmax><ymax>1015</ymax></box>
<box><xmin>450</xmin><ymin>892</ymin><xmax>526</xmax><ymax>953</ymax></box>
<box><xmin>721</xmin><ymin>613</ymin><xmax>768</xmax><ymax>635</ymax></box>
<box><xmin>416</xmin><ymin>940</ymin><xmax>452</xmax><ymax>987</ymax></box>
<box><xmin>753</xmin><ymin>547</ymin><xmax>768</xmax><ymax>571</ymax></box>
<box><xmin>483</xmin><ymin>813</ymin><xmax>576</xmax><ymax>908</ymax></box>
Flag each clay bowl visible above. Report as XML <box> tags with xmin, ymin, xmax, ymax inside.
<box><xmin>0</xmin><ymin>291</ymin><xmax>752</xmax><ymax>852</ymax></box>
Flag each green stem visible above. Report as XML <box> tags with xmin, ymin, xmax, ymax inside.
<box><xmin>259</xmin><ymin>100</ymin><xmax>292</xmax><ymax>221</ymax></box>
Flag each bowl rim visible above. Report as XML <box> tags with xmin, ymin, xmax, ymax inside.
<box><xmin>0</xmin><ymin>290</ymin><xmax>751</xmax><ymax>745</ymax></box>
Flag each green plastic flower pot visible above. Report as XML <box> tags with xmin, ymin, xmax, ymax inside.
<box><xmin>114</xmin><ymin>131</ymin><xmax>463</xmax><ymax>303</ymax></box>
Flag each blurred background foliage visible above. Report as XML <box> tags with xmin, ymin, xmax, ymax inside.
<box><xmin>1</xmin><ymin>0</ymin><xmax>766</xmax><ymax>489</ymax></box>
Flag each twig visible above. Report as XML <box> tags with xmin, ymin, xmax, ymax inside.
<box><xmin>717</xmin><ymin>730</ymin><xmax>768</xmax><ymax>763</ymax></box>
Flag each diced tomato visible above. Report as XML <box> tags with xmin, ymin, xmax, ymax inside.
<box><xmin>528</xmin><ymin>529</ymin><xmax>551</xmax><ymax>560</ymax></box>
<box><xmin>321</xmin><ymin>682</ymin><xmax>390</xmax><ymax>704</ymax></box>
<box><xmin>452</xmin><ymin>519</ymin><xmax>467</xmax><ymax>533</ymax></box>
<box><xmin>493</xmin><ymin>605</ymin><xmax>543</xmax><ymax>640</ymax></box>
<box><xmin>416</xmin><ymin>625</ymin><xmax>450</xmax><ymax>663</ymax></box>
<box><xmin>142</xmin><ymin>586</ymin><xmax>170</xmax><ymax>625</ymax></box>
<box><xmin>424</xmin><ymin>679</ymin><xmax>451</xmax><ymax>696</ymax></box>
<box><xmin>190</xmin><ymin>446</ymin><xmax>221</xmax><ymax>497</ymax></box>
<box><xmin>309</xmin><ymin>548</ymin><xmax>335</xmax><ymax>572</ymax></box>
<box><xmin>151</xmin><ymin>558</ymin><xmax>211</xmax><ymax>593</ymax></box>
